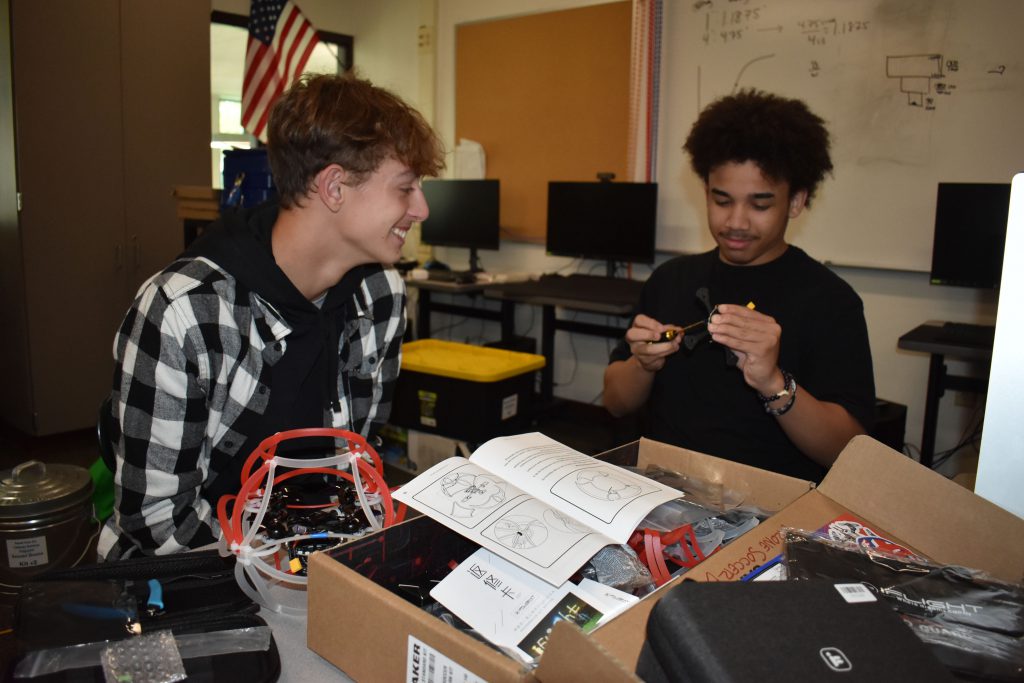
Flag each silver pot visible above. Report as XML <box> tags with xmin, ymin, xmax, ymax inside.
<box><xmin>0</xmin><ymin>460</ymin><xmax>97</xmax><ymax>600</ymax></box>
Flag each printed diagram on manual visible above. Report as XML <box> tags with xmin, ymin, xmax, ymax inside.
<box><xmin>393</xmin><ymin>432</ymin><xmax>681</xmax><ymax>584</ymax></box>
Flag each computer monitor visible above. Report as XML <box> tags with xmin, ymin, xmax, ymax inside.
<box><xmin>420</xmin><ymin>179</ymin><xmax>500</xmax><ymax>272</ymax></box>
<box><xmin>546</xmin><ymin>181</ymin><xmax>658</xmax><ymax>276</ymax></box>
<box><xmin>929</xmin><ymin>182</ymin><xmax>1011</xmax><ymax>289</ymax></box>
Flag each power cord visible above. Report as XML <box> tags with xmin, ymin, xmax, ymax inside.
<box><xmin>929</xmin><ymin>399</ymin><xmax>986</xmax><ymax>473</ymax></box>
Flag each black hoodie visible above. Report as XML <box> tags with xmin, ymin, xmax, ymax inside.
<box><xmin>185</xmin><ymin>202</ymin><xmax>373</xmax><ymax>497</ymax></box>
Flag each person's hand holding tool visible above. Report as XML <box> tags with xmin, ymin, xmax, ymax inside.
<box><xmin>626</xmin><ymin>314</ymin><xmax>682</xmax><ymax>372</ymax></box>
<box><xmin>707</xmin><ymin>302</ymin><xmax>784</xmax><ymax>394</ymax></box>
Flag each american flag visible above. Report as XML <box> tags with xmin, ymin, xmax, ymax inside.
<box><xmin>241</xmin><ymin>0</ymin><xmax>320</xmax><ymax>142</ymax></box>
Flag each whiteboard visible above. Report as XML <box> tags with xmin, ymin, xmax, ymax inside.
<box><xmin>656</xmin><ymin>0</ymin><xmax>1024</xmax><ymax>271</ymax></box>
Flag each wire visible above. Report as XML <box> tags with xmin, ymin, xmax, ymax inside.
<box><xmin>553</xmin><ymin>312</ymin><xmax>580</xmax><ymax>388</ymax></box>
<box><xmin>430</xmin><ymin>315</ymin><xmax>471</xmax><ymax>339</ymax></box>
<box><xmin>555</xmin><ymin>257</ymin><xmax>584</xmax><ymax>275</ymax></box>
<box><xmin>519</xmin><ymin>303</ymin><xmax>536</xmax><ymax>338</ymax></box>
<box><xmin>929</xmin><ymin>399</ymin><xmax>986</xmax><ymax>471</ymax></box>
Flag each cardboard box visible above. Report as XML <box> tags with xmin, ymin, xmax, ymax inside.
<box><xmin>544</xmin><ymin>435</ymin><xmax>1024</xmax><ymax>680</ymax></box>
<box><xmin>307</xmin><ymin>437</ymin><xmax>813</xmax><ymax>682</ymax></box>
<box><xmin>308</xmin><ymin>435</ymin><xmax>1024</xmax><ymax>682</ymax></box>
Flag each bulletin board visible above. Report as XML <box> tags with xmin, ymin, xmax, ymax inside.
<box><xmin>455</xmin><ymin>2</ymin><xmax>632</xmax><ymax>244</ymax></box>
<box><xmin>657</xmin><ymin>0</ymin><xmax>1024</xmax><ymax>271</ymax></box>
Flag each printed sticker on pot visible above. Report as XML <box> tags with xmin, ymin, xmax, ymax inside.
<box><xmin>7</xmin><ymin>536</ymin><xmax>48</xmax><ymax>568</ymax></box>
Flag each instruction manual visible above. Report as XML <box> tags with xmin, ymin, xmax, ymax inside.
<box><xmin>429</xmin><ymin>547</ymin><xmax>637</xmax><ymax>662</ymax></box>
<box><xmin>392</xmin><ymin>432</ymin><xmax>681</xmax><ymax>585</ymax></box>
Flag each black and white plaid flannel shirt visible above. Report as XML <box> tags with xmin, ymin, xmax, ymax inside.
<box><xmin>98</xmin><ymin>256</ymin><xmax>406</xmax><ymax>559</ymax></box>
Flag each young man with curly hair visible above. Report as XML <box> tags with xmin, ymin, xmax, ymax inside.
<box><xmin>99</xmin><ymin>74</ymin><xmax>445</xmax><ymax>559</ymax></box>
<box><xmin>604</xmin><ymin>90</ymin><xmax>874</xmax><ymax>481</ymax></box>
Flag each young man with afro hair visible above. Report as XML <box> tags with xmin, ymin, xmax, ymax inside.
<box><xmin>604</xmin><ymin>90</ymin><xmax>874</xmax><ymax>481</ymax></box>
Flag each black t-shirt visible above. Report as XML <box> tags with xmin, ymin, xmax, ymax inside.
<box><xmin>609</xmin><ymin>247</ymin><xmax>875</xmax><ymax>481</ymax></box>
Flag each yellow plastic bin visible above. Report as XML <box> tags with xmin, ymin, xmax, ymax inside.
<box><xmin>390</xmin><ymin>339</ymin><xmax>545</xmax><ymax>443</ymax></box>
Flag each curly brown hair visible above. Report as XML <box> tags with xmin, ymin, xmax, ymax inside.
<box><xmin>267</xmin><ymin>73</ymin><xmax>445</xmax><ymax>208</ymax></box>
<box><xmin>683</xmin><ymin>89</ymin><xmax>833</xmax><ymax>205</ymax></box>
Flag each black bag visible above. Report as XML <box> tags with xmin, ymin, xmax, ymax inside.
<box><xmin>5</xmin><ymin>550</ymin><xmax>280</xmax><ymax>683</ymax></box>
<box><xmin>636</xmin><ymin>580</ymin><xmax>955</xmax><ymax>683</ymax></box>
<box><xmin>783</xmin><ymin>529</ymin><xmax>1024</xmax><ymax>681</ymax></box>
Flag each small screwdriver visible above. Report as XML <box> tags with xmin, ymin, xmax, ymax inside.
<box><xmin>647</xmin><ymin>301</ymin><xmax>755</xmax><ymax>344</ymax></box>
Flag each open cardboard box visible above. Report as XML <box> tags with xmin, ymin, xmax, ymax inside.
<box><xmin>306</xmin><ymin>437</ymin><xmax>813</xmax><ymax>682</ymax></box>
<box><xmin>307</xmin><ymin>435</ymin><xmax>1024</xmax><ymax>682</ymax></box>
<box><xmin>542</xmin><ymin>435</ymin><xmax>1024</xmax><ymax>682</ymax></box>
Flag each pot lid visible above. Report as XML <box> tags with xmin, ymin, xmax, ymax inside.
<box><xmin>0</xmin><ymin>460</ymin><xmax>93</xmax><ymax>518</ymax></box>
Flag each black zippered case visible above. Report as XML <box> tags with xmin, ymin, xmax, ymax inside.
<box><xmin>5</xmin><ymin>550</ymin><xmax>280</xmax><ymax>683</ymax></box>
<box><xmin>635</xmin><ymin>580</ymin><xmax>956</xmax><ymax>683</ymax></box>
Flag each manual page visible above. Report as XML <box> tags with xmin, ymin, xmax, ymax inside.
<box><xmin>429</xmin><ymin>548</ymin><xmax>636</xmax><ymax>662</ymax></box>
<box><xmin>392</xmin><ymin>432</ymin><xmax>680</xmax><ymax>585</ymax></box>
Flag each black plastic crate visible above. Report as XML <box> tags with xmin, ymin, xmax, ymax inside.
<box><xmin>389</xmin><ymin>340</ymin><xmax>544</xmax><ymax>444</ymax></box>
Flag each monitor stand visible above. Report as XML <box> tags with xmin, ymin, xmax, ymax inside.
<box><xmin>467</xmin><ymin>247</ymin><xmax>484</xmax><ymax>274</ymax></box>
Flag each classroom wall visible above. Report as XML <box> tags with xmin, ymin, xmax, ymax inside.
<box><xmin>216</xmin><ymin>1</ymin><xmax>993</xmax><ymax>474</ymax></box>
<box><xmin>212</xmin><ymin>0</ymin><xmax>425</xmax><ymax>112</ymax></box>
<box><xmin>431</xmin><ymin>0</ymin><xmax>996</xmax><ymax>475</ymax></box>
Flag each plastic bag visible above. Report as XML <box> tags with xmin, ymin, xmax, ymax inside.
<box><xmin>782</xmin><ymin>528</ymin><xmax>1024</xmax><ymax>681</ymax></box>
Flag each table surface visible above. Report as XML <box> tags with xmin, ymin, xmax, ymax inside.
<box><xmin>404</xmin><ymin>277</ymin><xmax>490</xmax><ymax>293</ymax></box>
<box><xmin>408</xmin><ymin>273</ymin><xmax>641</xmax><ymax>316</ymax></box>
<box><xmin>262</xmin><ymin>606</ymin><xmax>355</xmax><ymax>682</ymax></box>
<box><xmin>897</xmin><ymin>321</ymin><xmax>994</xmax><ymax>362</ymax></box>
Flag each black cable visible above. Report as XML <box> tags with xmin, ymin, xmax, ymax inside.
<box><xmin>519</xmin><ymin>302</ymin><xmax>536</xmax><ymax>338</ymax></box>
<box><xmin>553</xmin><ymin>311</ymin><xmax>580</xmax><ymax>388</ymax></box>
<box><xmin>903</xmin><ymin>442</ymin><xmax>921</xmax><ymax>461</ymax></box>
<box><xmin>930</xmin><ymin>400</ymin><xmax>986</xmax><ymax>471</ymax></box>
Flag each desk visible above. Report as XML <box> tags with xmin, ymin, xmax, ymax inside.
<box><xmin>486</xmin><ymin>277</ymin><xmax>641</xmax><ymax>401</ymax></box>
<box><xmin>897</xmin><ymin>322</ymin><xmax>993</xmax><ymax>468</ymax></box>
<box><xmin>405</xmin><ymin>278</ymin><xmax>514</xmax><ymax>340</ymax></box>
<box><xmin>407</xmin><ymin>275</ymin><xmax>641</xmax><ymax>402</ymax></box>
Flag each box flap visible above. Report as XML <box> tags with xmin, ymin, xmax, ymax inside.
<box><xmin>586</xmin><ymin>586</ymin><xmax>666</xmax><ymax>671</ymax></box>
<box><xmin>690</xmin><ymin>489</ymin><xmax>867</xmax><ymax>582</ymax></box>
<box><xmin>820</xmin><ymin>435</ymin><xmax>1024</xmax><ymax>583</ymax></box>
<box><xmin>595</xmin><ymin>440</ymin><xmax>641</xmax><ymax>468</ymax></box>
<box><xmin>308</xmin><ymin>552</ymin><xmax>531</xmax><ymax>683</ymax></box>
<box><xmin>536</xmin><ymin>621</ymin><xmax>641</xmax><ymax>683</ymax></box>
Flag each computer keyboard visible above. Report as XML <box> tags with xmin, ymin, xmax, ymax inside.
<box><xmin>425</xmin><ymin>270</ymin><xmax>476</xmax><ymax>284</ymax></box>
<box><xmin>494</xmin><ymin>273</ymin><xmax>645</xmax><ymax>307</ymax></box>
<box><xmin>425</xmin><ymin>270</ymin><xmax>455</xmax><ymax>282</ymax></box>
<box><xmin>935</xmin><ymin>321</ymin><xmax>995</xmax><ymax>347</ymax></box>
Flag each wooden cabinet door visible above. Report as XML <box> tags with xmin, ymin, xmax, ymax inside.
<box><xmin>10</xmin><ymin>0</ymin><xmax>126</xmax><ymax>434</ymax></box>
<box><xmin>121</xmin><ymin>0</ymin><xmax>211</xmax><ymax>297</ymax></box>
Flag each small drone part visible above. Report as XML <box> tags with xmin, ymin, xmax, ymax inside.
<box><xmin>265</xmin><ymin>520</ymin><xmax>290</xmax><ymax>539</ymax></box>
<box><xmin>340</xmin><ymin>516</ymin><xmax>363</xmax><ymax>534</ymax></box>
<box><xmin>682</xmin><ymin>296</ymin><xmax>757</xmax><ymax>353</ymax></box>
<box><xmin>648</xmin><ymin>328</ymin><xmax>680</xmax><ymax>344</ymax></box>
<box><xmin>258</xmin><ymin>474</ymin><xmax>380</xmax><ymax>543</ymax></box>
<box><xmin>286</xmin><ymin>536</ymin><xmax>341</xmax><ymax>576</ymax></box>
